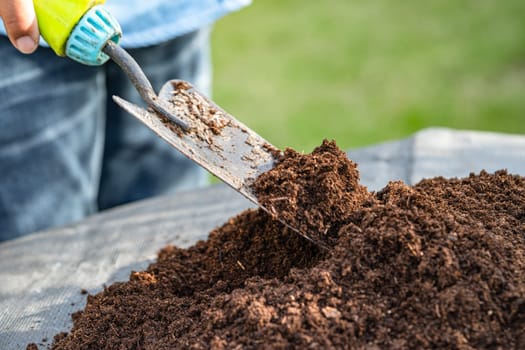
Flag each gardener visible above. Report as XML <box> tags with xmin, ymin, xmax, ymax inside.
<box><xmin>0</xmin><ymin>0</ymin><xmax>251</xmax><ymax>241</ymax></box>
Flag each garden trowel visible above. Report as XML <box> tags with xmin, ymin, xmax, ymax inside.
<box><xmin>35</xmin><ymin>0</ymin><xmax>322</xmax><ymax>247</ymax></box>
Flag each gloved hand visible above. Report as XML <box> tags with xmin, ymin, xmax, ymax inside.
<box><xmin>0</xmin><ymin>0</ymin><xmax>39</xmax><ymax>54</ymax></box>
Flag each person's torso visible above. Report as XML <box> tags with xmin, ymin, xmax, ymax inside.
<box><xmin>0</xmin><ymin>0</ymin><xmax>251</xmax><ymax>48</ymax></box>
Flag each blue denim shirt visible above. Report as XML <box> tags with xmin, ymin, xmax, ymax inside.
<box><xmin>0</xmin><ymin>0</ymin><xmax>250</xmax><ymax>48</ymax></box>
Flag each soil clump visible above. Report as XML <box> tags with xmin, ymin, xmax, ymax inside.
<box><xmin>41</xmin><ymin>140</ymin><xmax>524</xmax><ymax>350</ymax></box>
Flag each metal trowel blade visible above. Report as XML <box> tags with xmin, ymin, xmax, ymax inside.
<box><xmin>113</xmin><ymin>80</ymin><xmax>326</xmax><ymax>249</ymax></box>
<box><xmin>113</xmin><ymin>80</ymin><xmax>279</xmax><ymax>209</ymax></box>
<box><xmin>113</xmin><ymin>80</ymin><xmax>328</xmax><ymax>249</ymax></box>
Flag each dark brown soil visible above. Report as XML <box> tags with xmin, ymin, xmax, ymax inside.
<box><xmin>41</xmin><ymin>140</ymin><xmax>524</xmax><ymax>350</ymax></box>
<box><xmin>253</xmin><ymin>140</ymin><xmax>370</xmax><ymax>247</ymax></box>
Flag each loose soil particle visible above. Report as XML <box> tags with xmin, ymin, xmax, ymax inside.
<box><xmin>41</xmin><ymin>140</ymin><xmax>524</xmax><ymax>350</ymax></box>
<box><xmin>160</xmin><ymin>81</ymin><xmax>230</xmax><ymax>142</ymax></box>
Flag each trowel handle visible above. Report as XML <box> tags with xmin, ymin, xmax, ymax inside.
<box><xmin>34</xmin><ymin>0</ymin><xmax>122</xmax><ymax>66</ymax></box>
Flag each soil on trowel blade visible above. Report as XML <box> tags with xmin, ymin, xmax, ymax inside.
<box><xmin>38</xmin><ymin>140</ymin><xmax>524</xmax><ymax>350</ymax></box>
<box><xmin>253</xmin><ymin>140</ymin><xmax>370</xmax><ymax>247</ymax></box>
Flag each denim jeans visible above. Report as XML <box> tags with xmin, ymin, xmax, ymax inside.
<box><xmin>0</xmin><ymin>28</ymin><xmax>210</xmax><ymax>241</ymax></box>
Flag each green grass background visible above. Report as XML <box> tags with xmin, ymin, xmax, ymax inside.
<box><xmin>211</xmin><ymin>0</ymin><xmax>525</xmax><ymax>152</ymax></box>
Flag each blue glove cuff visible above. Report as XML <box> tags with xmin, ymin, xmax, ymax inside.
<box><xmin>65</xmin><ymin>5</ymin><xmax>122</xmax><ymax>66</ymax></box>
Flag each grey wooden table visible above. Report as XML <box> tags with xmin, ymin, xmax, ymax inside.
<box><xmin>1</xmin><ymin>128</ymin><xmax>524</xmax><ymax>349</ymax></box>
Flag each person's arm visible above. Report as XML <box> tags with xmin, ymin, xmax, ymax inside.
<box><xmin>0</xmin><ymin>0</ymin><xmax>39</xmax><ymax>53</ymax></box>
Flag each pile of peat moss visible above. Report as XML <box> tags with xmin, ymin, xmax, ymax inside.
<box><xmin>36</xmin><ymin>140</ymin><xmax>524</xmax><ymax>350</ymax></box>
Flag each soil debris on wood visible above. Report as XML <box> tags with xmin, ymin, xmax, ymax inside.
<box><xmin>45</xmin><ymin>140</ymin><xmax>524</xmax><ymax>350</ymax></box>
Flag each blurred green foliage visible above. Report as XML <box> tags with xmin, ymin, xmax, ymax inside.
<box><xmin>211</xmin><ymin>0</ymin><xmax>525</xmax><ymax>152</ymax></box>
